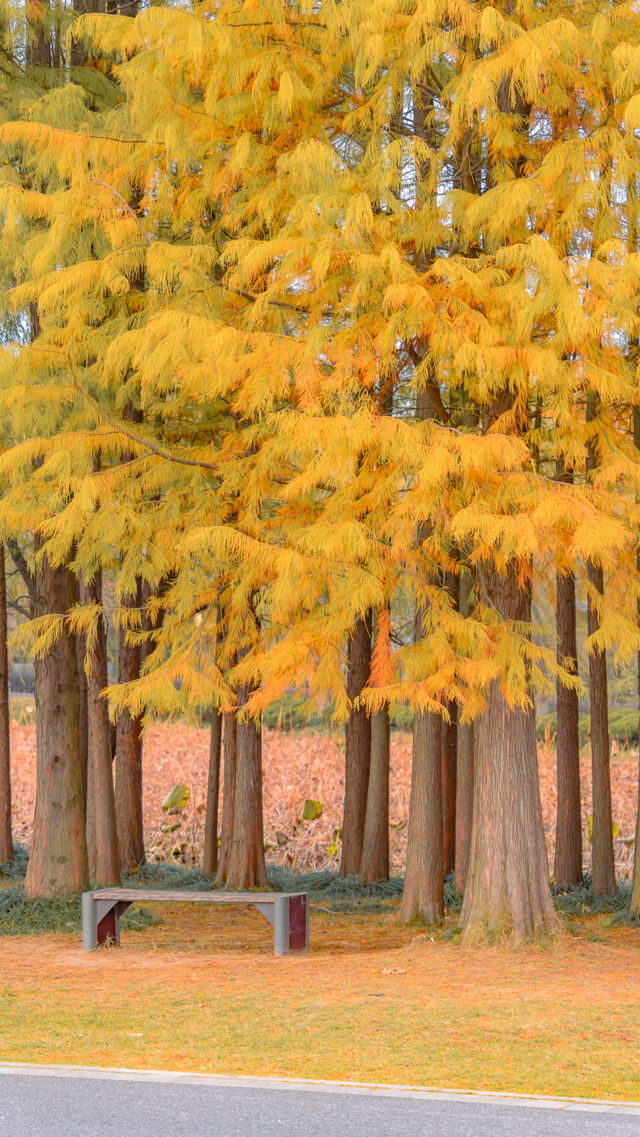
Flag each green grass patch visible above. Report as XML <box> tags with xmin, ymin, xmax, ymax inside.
<box><xmin>0</xmin><ymin>887</ymin><xmax>158</xmax><ymax>936</ymax></box>
<box><xmin>2</xmin><ymin>849</ymin><xmax>637</xmax><ymax>924</ymax></box>
<box><xmin>537</xmin><ymin>708</ymin><xmax>640</xmax><ymax>746</ymax></box>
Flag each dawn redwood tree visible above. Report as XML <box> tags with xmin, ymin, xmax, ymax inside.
<box><xmin>216</xmin><ymin>712</ymin><xmax>237</xmax><ymax>885</ymax></box>
<box><xmin>81</xmin><ymin>570</ymin><xmax>119</xmax><ymax>885</ymax></box>
<box><xmin>203</xmin><ymin>707</ymin><xmax>222</xmax><ymax>877</ymax></box>
<box><xmin>459</xmin><ymin>566</ymin><xmax>555</xmax><ymax>938</ymax></box>
<box><xmin>75</xmin><ymin>580</ymin><xmax>89</xmax><ymax>813</ymax></box>
<box><xmin>115</xmin><ymin>581</ymin><xmax>144</xmax><ymax>871</ymax></box>
<box><xmin>401</xmin><ymin>522</ymin><xmax>444</xmax><ymax>924</ymax></box>
<box><xmin>632</xmin><ymin>407</ymin><xmax>640</xmax><ymax>916</ymax></box>
<box><xmin>341</xmin><ymin>613</ymin><xmax>372</xmax><ymax>876</ymax></box>
<box><xmin>554</xmin><ymin>552</ymin><xmax>582</xmax><ymax>886</ymax></box>
<box><xmin>0</xmin><ymin>546</ymin><xmax>12</xmax><ymax>863</ymax></box>
<box><xmin>25</xmin><ymin>551</ymin><xmax>88</xmax><ymax>897</ymax></box>
<box><xmin>585</xmin><ymin>398</ymin><xmax>616</xmax><ymax>897</ymax></box>
<box><xmin>225</xmin><ymin>685</ymin><xmax>267</xmax><ymax>890</ymax></box>
<box><xmin>440</xmin><ymin>565</ymin><xmax>459</xmax><ymax>876</ymax></box>
<box><xmin>401</xmin><ymin>701</ymin><xmax>443</xmax><ymax>923</ymax></box>
<box><xmin>454</xmin><ymin>571</ymin><xmax>474</xmax><ymax>894</ymax></box>
<box><xmin>359</xmin><ymin>706</ymin><xmax>390</xmax><ymax>882</ymax></box>
<box><xmin>6</xmin><ymin>0</ymin><xmax>640</xmax><ymax>928</ymax></box>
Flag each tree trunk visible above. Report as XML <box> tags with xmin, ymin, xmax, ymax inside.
<box><xmin>24</xmin><ymin>556</ymin><xmax>88</xmax><ymax>897</ymax></box>
<box><xmin>585</xmin><ymin>397</ymin><xmax>615</xmax><ymax>897</ymax></box>
<box><xmin>359</xmin><ymin>707</ymin><xmax>390</xmax><ymax>882</ymax></box>
<box><xmin>441</xmin><ymin>700</ymin><xmax>457</xmax><ymax>877</ymax></box>
<box><xmin>75</xmin><ymin>579</ymin><xmax>89</xmax><ymax>824</ymax></box>
<box><xmin>225</xmin><ymin>688</ymin><xmax>267</xmax><ymax>890</ymax></box>
<box><xmin>460</xmin><ymin>562</ymin><xmax>557</xmax><ymax>939</ymax></box>
<box><xmin>586</xmin><ymin>559</ymin><xmax>616</xmax><ymax>896</ymax></box>
<box><xmin>401</xmin><ymin>371</ymin><xmax>444</xmax><ymax>923</ymax></box>
<box><xmin>455</xmin><ymin>570</ymin><xmax>474</xmax><ymax>894</ymax></box>
<box><xmin>632</xmin><ymin>653</ymin><xmax>640</xmax><ymax>912</ymax></box>
<box><xmin>401</xmin><ymin>708</ymin><xmax>443</xmax><ymax>923</ymax></box>
<box><xmin>82</xmin><ymin>572</ymin><xmax>120</xmax><ymax>886</ymax></box>
<box><xmin>203</xmin><ymin>708</ymin><xmax>222</xmax><ymax>877</ymax></box>
<box><xmin>455</xmin><ymin>718</ymin><xmax>474</xmax><ymax>894</ymax></box>
<box><xmin>441</xmin><ymin>566</ymin><xmax>459</xmax><ymax>877</ymax></box>
<box><xmin>632</xmin><ymin>408</ymin><xmax>640</xmax><ymax>916</ymax></box>
<box><xmin>115</xmin><ymin>583</ymin><xmax>144</xmax><ymax>872</ymax></box>
<box><xmin>0</xmin><ymin>546</ymin><xmax>12</xmax><ymax>863</ymax></box>
<box><xmin>341</xmin><ymin>612</ymin><xmax>372</xmax><ymax>875</ymax></box>
<box><xmin>554</xmin><ymin>564</ymin><xmax>582</xmax><ymax>887</ymax></box>
<box><xmin>216</xmin><ymin>711</ymin><xmax>237</xmax><ymax>885</ymax></box>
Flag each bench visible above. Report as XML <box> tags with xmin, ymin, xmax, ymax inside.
<box><xmin>82</xmin><ymin>888</ymin><xmax>309</xmax><ymax>956</ymax></box>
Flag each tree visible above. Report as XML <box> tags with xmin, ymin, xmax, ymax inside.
<box><xmin>454</xmin><ymin>571</ymin><xmax>474</xmax><ymax>894</ymax></box>
<box><xmin>554</xmin><ymin>548</ymin><xmax>582</xmax><ymax>888</ymax></box>
<box><xmin>216</xmin><ymin>713</ymin><xmax>237</xmax><ymax>886</ymax></box>
<box><xmin>225</xmin><ymin>685</ymin><xmax>267</xmax><ymax>890</ymax></box>
<box><xmin>25</xmin><ymin>551</ymin><xmax>87</xmax><ymax>897</ymax></box>
<box><xmin>115</xmin><ymin>580</ymin><xmax>144</xmax><ymax>871</ymax></box>
<box><xmin>341</xmin><ymin>613</ymin><xmax>372</xmax><ymax>876</ymax></box>
<box><xmin>585</xmin><ymin>398</ymin><xmax>616</xmax><ymax>897</ymax></box>
<box><xmin>0</xmin><ymin>545</ymin><xmax>12</xmax><ymax>863</ymax></box>
<box><xmin>203</xmin><ymin>707</ymin><xmax>222</xmax><ymax>878</ymax></box>
<box><xmin>5</xmin><ymin>0</ymin><xmax>640</xmax><ymax>928</ymax></box>
<box><xmin>80</xmin><ymin>569</ymin><xmax>120</xmax><ymax>885</ymax></box>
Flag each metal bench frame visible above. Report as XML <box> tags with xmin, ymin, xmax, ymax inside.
<box><xmin>82</xmin><ymin>888</ymin><xmax>309</xmax><ymax>957</ymax></box>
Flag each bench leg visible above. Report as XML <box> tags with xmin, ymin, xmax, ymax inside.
<box><xmin>82</xmin><ymin>895</ymin><xmax>131</xmax><ymax>950</ymax></box>
<box><xmin>82</xmin><ymin>892</ymin><xmax>97</xmax><ymax>950</ymax></box>
<box><xmin>274</xmin><ymin>895</ymin><xmax>309</xmax><ymax>956</ymax></box>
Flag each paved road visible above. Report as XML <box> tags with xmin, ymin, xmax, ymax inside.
<box><xmin>0</xmin><ymin>1067</ymin><xmax>638</xmax><ymax>1137</ymax></box>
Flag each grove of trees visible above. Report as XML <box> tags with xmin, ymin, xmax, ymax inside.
<box><xmin>1</xmin><ymin>0</ymin><xmax>640</xmax><ymax>939</ymax></box>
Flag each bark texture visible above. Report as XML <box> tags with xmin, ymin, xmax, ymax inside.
<box><xmin>455</xmin><ymin>718</ymin><xmax>474</xmax><ymax>894</ymax></box>
<box><xmin>401</xmin><ymin>708</ymin><xmax>443</xmax><ymax>923</ymax></box>
<box><xmin>216</xmin><ymin>711</ymin><xmax>237</xmax><ymax>885</ymax></box>
<box><xmin>585</xmin><ymin>398</ymin><xmax>615</xmax><ymax>897</ymax></box>
<box><xmin>82</xmin><ymin>573</ymin><xmax>120</xmax><ymax>886</ymax></box>
<box><xmin>359</xmin><ymin>707</ymin><xmax>390</xmax><ymax>882</ymax></box>
<box><xmin>441</xmin><ymin>566</ymin><xmax>459</xmax><ymax>877</ymax></box>
<box><xmin>341</xmin><ymin>612</ymin><xmax>372</xmax><ymax>876</ymax></box>
<box><xmin>0</xmin><ymin>546</ymin><xmax>12</xmax><ymax>863</ymax></box>
<box><xmin>75</xmin><ymin>594</ymin><xmax>89</xmax><ymax>820</ymax></box>
<box><xmin>225</xmin><ymin>688</ymin><xmax>267</xmax><ymax>890</ymax></box>
<box><xmin>586</xmin><ymin>558</ymin><xmax>616</xmax><ymax>896</ymax></box>
<box><xmin>441</xmin><ymin>701</ymin><xmax>457</xmax><ymax>877</ymax></box>
<box><xmin>25</xmin><ymin>556</ymin><xmax>88</xmax><ymax>898</ymax></box>
<box><xmin>554</xmin><ymin>566</ymin><xmax>582</xmax><ymax>887</ymax></box>
<box><xmin>632</xmin><ymin>408</ymin><xmax>640</xmax><ymax>916</ymax></box>
<box><xmin>460</xmin><ymin>563</ymin><xmax>556</xmax><ymax>939</ymax></box>
<box><xmin>115</xmin><ymin>583</ymin><xmax>144</xmax><ymax>872</ymax></box>
<box><xmin>454</xmin><ymin>570</ymin><xmax>474</xmax><ymax>894</ymax></box>
<box><xmin>203</xmin><ymin>708</ymin><xmax>222</xmax><ymax>877</ymax></box>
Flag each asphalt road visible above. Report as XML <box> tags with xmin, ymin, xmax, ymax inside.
<box><xmin>0</xmin><ymin>1067</ymin><xmax>638</xmax><ymax>1137</ymax></box>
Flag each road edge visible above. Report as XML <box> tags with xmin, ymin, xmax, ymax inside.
<box><xmin>0</xmin><ymin>1062</ymin><xmax>637</xmax><ymax>1113</ymax></box>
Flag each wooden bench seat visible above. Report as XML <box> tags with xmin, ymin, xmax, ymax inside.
<box><xmin>82</xmin><ymin>888</ymin><xmax>309</xmax><ymax>956</ymax></box>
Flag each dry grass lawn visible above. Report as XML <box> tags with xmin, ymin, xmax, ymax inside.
<box><xmin>1</xmin><ymin>905</ymin><xmax>640</xmax><ymax>1102</ymax></box>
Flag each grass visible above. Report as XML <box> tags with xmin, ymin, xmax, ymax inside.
<box><xmin>0</xmin><ymin>906</ymin><xmax>639</xmax><ymax>1099</ymax></box>
<box><xmin>1</xmin><ymin>852</ymin><xmax>640</xmax><ymax>1100</ymax></box>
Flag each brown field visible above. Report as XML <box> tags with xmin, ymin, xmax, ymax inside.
<box><xmin>8</xmin><ymin>723</ymin><xmax>639</xmax><ymax>877</ymax></box>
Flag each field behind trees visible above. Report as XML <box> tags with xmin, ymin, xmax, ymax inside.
<box><xmin>7</xmin><ymin>722</ymin><xmax>638</xmax><ymax>882</ymax></box>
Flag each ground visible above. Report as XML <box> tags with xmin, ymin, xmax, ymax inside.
<box><xmin>4</xmin><ymin>721</ymin><xmax>640</xmax><ymax>1100</ymax></box>
<box><xmin>0</xmin><ymin>905</ymin><xmax>639</xmax><ymax>1100</ymax></box>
